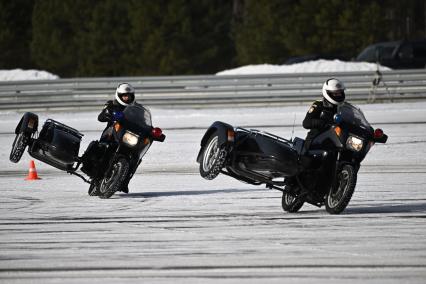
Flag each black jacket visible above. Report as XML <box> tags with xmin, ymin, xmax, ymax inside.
<box><xmin>303</xmin><ymin>100</ymin><xmax>337</xmax><ymax>138</ymax></box>
<box><xmin>98</xmin><ymin>100</ymin><xmax>126</xmax><ymax>127</ymax></box>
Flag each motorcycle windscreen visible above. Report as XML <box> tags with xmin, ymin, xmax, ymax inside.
<box><xmin>123</xmin><ymin>104</ymin><xmax>153</xmax><ymax>130</ymax></box>
<box><xmin>337</xmin><ymin>102</ymin><xmax>374</xmax><ymax>137</ymax></box>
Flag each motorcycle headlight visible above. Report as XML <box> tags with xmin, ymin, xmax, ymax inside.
<box><xmin>122</xmin><ymin>131</ymin><xmax>139</xmax><ymax>147</ymax></box>
<box><xmin>346</xmin><ymin>135</ymin><xmax>364</xmax><ymax>152</ymax></box>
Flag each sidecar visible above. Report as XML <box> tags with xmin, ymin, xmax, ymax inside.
<box><xmin>231</xmin><ymin>128</ymin><xmax>300</xmax><ymax>179</ymax></box>
<box><xmin>197</xmin><ymin>121</ymin><xmax>301</xmax><ymax>187</ymax></box>
<box><xmin>10</xmin><ymin>112</ymin><xmax>83</xmax><ymax>172</ymax></box>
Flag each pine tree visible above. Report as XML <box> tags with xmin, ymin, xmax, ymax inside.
<box><xmin>128</xmin><ymin>0</ymin><xmax>234</xmax><ymax>75</ymax></box>
<box><xmin>0</xmin><ymin>0</ymin><xmax>35</xmax><ymax>69</ymax></box>
<box><xmin>233</xmin><ymin>0</ymin><xmax>293</xmax><ymax>65</ymax></box>
<box><xmin>31</xmin><ymin>0</ymin><xmax>93</xmax><ymax>77</ymax></box>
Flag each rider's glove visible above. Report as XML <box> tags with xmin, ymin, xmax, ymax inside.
<box><xmin>112</xmin><ymin>111</ymin><xmax>124</xmax><ymax>121</ymax></box>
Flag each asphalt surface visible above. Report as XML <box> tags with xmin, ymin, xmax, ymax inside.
<box><xmin>1</xmin><ymin>104</ymin><xmax>425</xmax><ymax>283</ymax></box>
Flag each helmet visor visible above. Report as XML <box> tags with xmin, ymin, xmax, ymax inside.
<box><xmin>118</xmin><ymin>92</ymin><xmax>135</xmax><ymax>104</ymax></box>
<box><xmin>326</xmin><ymin>90</ymin><xmax>345</xmax><ymax>102</ymax></box>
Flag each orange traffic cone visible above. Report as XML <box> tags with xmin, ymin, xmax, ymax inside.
<box><xmin>25</xmin><ymin>160</ymin><xmax>41</xmax><ymax>180</ymax></box>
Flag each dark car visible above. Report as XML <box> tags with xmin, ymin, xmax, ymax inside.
<box><xmin>355</xmin><ymin>39</ymin><xmax>426</xmax><ymax>69</ymax></box>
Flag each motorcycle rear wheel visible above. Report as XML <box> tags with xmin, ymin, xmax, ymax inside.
<box><xmin>10</xmin><ymin>132</ymin><xmax>29</xmax><ymax>163</ymax></box>
<box><xmin>199</xmin><ymin>131</ymin><xmax>226</xmax><ymax>180</ymax></box>
<box><xmin>282</xmin><ymin>192</ymin><xmax>304</xmax><ymax>213</ymax></box>
<box><xmin>325</xmin><ymin>164</ymin><xmax>357</xmax><ymax>214</ymax></box>
<box><xmin>99</xmin><ymin>158</ymin><xmax>129</xmax><ymax>199</ymax></box>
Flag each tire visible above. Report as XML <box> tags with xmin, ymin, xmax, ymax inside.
<box><xmin>9</xmin><ymin>132</ymin><xmax>29</xmax><ymax>163</ymax></box>
<box><xmin>98</xmin><ymin>158</ymin><xmax>129</xmax><ymax>199</ymax></box>
<box><xmin>282</xmin><ymin>192</ymin><xmax>304</xmax><ymax>213</ymax></box>
<box><xmin>325</xmin><ymin>164</ymin><xmax>357</xmax><ymax>214</ymax></box>
<box><xmin>88</xmin><ymin>181</ymin><xmax>100</xmax><ymax>196</ymax></box>
<box><xmin>199</xmin><ymin>131</ymin><xmax>227</xmax><ymax>180</ymax></box>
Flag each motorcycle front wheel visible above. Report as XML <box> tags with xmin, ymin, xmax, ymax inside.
<box><xmin>99</xmin><ymin>158</ymin><xmax>129</xmax><ymax>199</ymax></box>
<box><xmin>199</xmin><ymin>131</ymin><xmax>226</xmax><ymax>180</ymax></box>
<box><xmin>325</xmin><ymin>164</ymin><xmax>357</xmax><ymax>214</ymax></box>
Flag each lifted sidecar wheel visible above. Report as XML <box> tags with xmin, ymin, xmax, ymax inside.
<box><xmin>325</xmin><ymin>164</ymin><xmax>357</xmax><ymax>214</ymax></box>
<box><xmin>99</xmin><ymin>158</ymin><xmax>129</xmax><ymax>199</ymax></box>
<box><xmin>9</xmin><ymin>132</ymin><xmax>29</xmax><ymax>163</ymax></box>
<box><xmin>282</xmin><ymin>192</ymin><xmax>304</xmax><ymax>213</ymax></box>
<box><xmin>199</xmin><ymin>131</ymin><xmax>226</xmax><ymax>180</ymax></box>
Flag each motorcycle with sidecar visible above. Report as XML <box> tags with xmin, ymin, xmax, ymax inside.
<box><xmin>10</xmin><ymin>104</ymin><xmax>165</xmax><ymax>198</ymax></box>
<box><xmin>197</xmin><ymin>102</ymin><xmax>388</xmax><ymax>214</ymax></box>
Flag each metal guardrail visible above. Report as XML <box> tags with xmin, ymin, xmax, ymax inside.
<box><xmin>0</xmin><ymin>69</ymin><xmax>425</xmax><ymax>110</ymax></box>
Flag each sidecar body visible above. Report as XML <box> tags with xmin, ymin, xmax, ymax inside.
<box><xmin>11</xmin><ymin>112</ymin><xmax>84</xmax><ymax>172</ymax></box>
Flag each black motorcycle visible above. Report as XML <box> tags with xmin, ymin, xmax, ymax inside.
<box><xmin>10</xmin><ymin>103</ymin><xmax>165</xmax><ymax>199</ymax></box>
<box><xmin>197</xmin><ymin>102</ymin><xmax>388</xmax><ymax>214</ymax></box>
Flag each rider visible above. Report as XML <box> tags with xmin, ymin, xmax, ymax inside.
<box><xmin>302</xmin><ymin>78</ymin><xmax>346</xmax><ymax>152</ymax></box>
<box><xmin>97</xmin><ymin>82</ymin><xmax>136</xmax><ymax>194</ymax></box>
<box><xmin>284</xmin><ymin>78</ymin><xmax>346</xmax><ymax>192</ymax></box>
<box><xmin>98</xmin><ymin>83</ymin><xmax>136</xmax><ymax>142</ymax></box>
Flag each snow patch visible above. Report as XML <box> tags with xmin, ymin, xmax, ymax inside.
<box><xmin>217</xmin><ymin>59</ymin><xmax>391</xmax><ymax>75</ymax></box>
<box><xmin>0</xmin><ymin>68</ymin><xmax>59</xmax><ymax>81</ymax></box>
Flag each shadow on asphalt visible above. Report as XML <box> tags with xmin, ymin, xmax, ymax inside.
<box><xmin>118</xmin><ymin>188</ymin><xmax>254</xmax><ymax>198</ymax></box>
<box><xmin>345</xmin><ymin>203</ymin><xmax>426</xmax><ymax>214</ymax></box>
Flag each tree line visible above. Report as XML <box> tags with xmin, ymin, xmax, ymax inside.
<box><xmin>0</xmin><ymin>0</ymin><xmax>425</xmax><ymax>77</ymax></box>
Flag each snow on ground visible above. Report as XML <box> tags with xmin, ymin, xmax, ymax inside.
<box><xmin>0</xmin><ymin>102</ymin><xmax>425</xmax><ymax>283</ymax></box>
<box><xmin>0</xmin><ymin>69</ymin><xmax>58</xmax><ymax>81</ymax></box>
<box><xmin>217</xmin><ymin>59</ymin><xmax>391</xmax><ymax>75</ymax></box>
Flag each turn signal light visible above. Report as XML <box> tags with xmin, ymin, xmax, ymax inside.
<box><xmin>227</xmin><ymin>130</ymin><xmax>235</xmax><ymax>142</ymax></box>
<box><xmin>151</xmin><ymin>127</ymin><xmax>163</xmax><ymax>138</ymax></box>
<box><xmin>334</xmin><ymin>126</ymin><xmax>342</xmax><ymax>137</ymax></box>
<box><xmin>374</xmin><ymin>128</ymin><xmax>384</xmax><ymax>139</ymax></box>
<box><xmin>114</xmin><ymin>122</ymin><xmax>122</xmax><ymax>132</ymax></box>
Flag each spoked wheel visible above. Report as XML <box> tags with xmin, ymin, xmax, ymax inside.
<box><xmin>199</xmin><ymin>131</ymin><xmax>227</xmax><ymax>180</ymax></box>
<box><xmin>10</xmin><ymin>132</ymin><xmax>29</xmax><ymax>163</ymax></box>
<box><xmin>325</xmin><ymin>164</ymin><xmax>357</xmax><ymax>214</ymax></box>
<box><xmin>282</xmin><ymin>192</ymin><xmax>304</xmax><ymax>213</ymax></box>
<box><xmin>99</xmin><ymin>158</ymin><xmax>129</xmax><ymax>199</ymax></box>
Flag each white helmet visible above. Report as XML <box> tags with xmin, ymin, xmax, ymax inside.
<box><xmin>115</xmin><ymin>83</ymin><xmax>135</xmax><ymax>106</ymax></box>
<box><xmin>322</xmin><ymin>78</ymin><xmax>345</xmax><ymax>105</ymax></box>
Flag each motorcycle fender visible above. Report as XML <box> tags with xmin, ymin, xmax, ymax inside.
<box><xmin>197</xmin><ymin>121</ymin><xmax>234</xmax><ymax>162</ymax></box>
<box><xmin>15</xmin><ymin>112</ymin><xmax>38</xmax><ymax>134</ymax></box>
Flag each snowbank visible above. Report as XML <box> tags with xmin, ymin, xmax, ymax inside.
<box><xmin>0</xmin><ymin>69</ymin><xmax>59</xmax><ymax>81</ymax></box>
<box><xmin>217</xmin><ymin>59</ymin><xmax>391</xmax><ymax>75</ymax></box>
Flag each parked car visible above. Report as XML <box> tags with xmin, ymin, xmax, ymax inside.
<box><xmin>355</xmin><ymin>39</ymin><xmax>426</xmax><ymax>69</ymax></box>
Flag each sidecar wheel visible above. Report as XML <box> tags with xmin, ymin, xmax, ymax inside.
<box><xmin>282</xmin><ymin>192</ymin><xmax>304</xmax><ymax>213</ymax></box>
<box><xmin>9</xmin><ymin>132</ymin><xmax>29</xmax><ymax>163</ymax></box>
<box><xmin>325</xmin><ymin>164</ymin><xmax>357</xmax><ymax>214</ymax></box>
<box><xmin>99</xmin><ymin>158</ymin><xmax>129</xmax><ymax>199</ymax></box>
<box><xmin>199</xmin><ymin>131</ymin><xmax>226</xmax><ymax>180</ymax></box>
